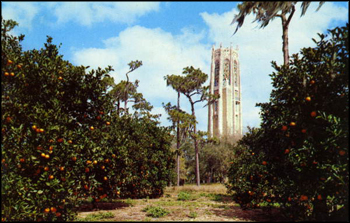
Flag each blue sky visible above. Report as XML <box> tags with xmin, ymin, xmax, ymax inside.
<box><xmin>2</xmin><ymin>1</ymin><xmax>349</xmax><ymax>133</ymax></box>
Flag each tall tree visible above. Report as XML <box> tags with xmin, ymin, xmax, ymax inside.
<box><xmin>231</xmin><ymin>1</ymin><xmax>324</xmax><ymax>66</ymax></box>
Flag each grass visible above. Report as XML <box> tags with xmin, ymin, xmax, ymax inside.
<box><xmin>142</xmin><ymin>205</ymin><xmax>170</xmax><ymax>218</ymax></box>
<box><xmin>77</xmin><ymin>211</ymin><xmax>114</xmax><ymax>221</ymax></box>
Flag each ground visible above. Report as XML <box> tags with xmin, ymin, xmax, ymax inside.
<box><xmin>75</xmin><ymin>184</ymin><xmax>288</xmax><ymax>222</ymax></box>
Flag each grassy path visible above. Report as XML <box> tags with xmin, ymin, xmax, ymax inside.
<box><xmin>76</xmin><ymin>184</ymin><xmax>287</xmax><ymax>222</ymax></box>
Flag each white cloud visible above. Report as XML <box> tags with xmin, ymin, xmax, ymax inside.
<box><xmin>51</xmin><ymin>2</ymin><xmax>160</xmax><ymax>26</ymax></box>
<box><xmin>72</xmin><ymin>25</ymin><xmax>211</xmax><ymax>130</ymax></box>
<box><xmin>1</xmin><ymin>2</ymin><xmax>39</xmax><ymax>31</ymax></box>
<box><xmin>201</xmin><ymin>2</ymin><xmax>348</xmax><ymax>130</ymax></box>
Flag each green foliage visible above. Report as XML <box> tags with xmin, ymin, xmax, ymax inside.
<box><xmin>188</xmin><ymin>211</ymin><xmax>198</xmax><ymax>218</ymax></box>
<box><xmin>1</xmin><ymin>18</ymin><xmax>175</xmax><ymax>222</ymax></box>
<box><xmin>227</xmin><ymin>25</ymin><xmax>349</xmax><ymax>221</ymax></box>
<box><xmin>177</xmin><ymin>191</ymin><xmax>192</xmax><ymax>201</ymax></box>
<box><xmin>78</xmin><ymin>211</ymin><xmax>114</xmax><ymax>221</ymax></box>
<box><xmin>142</xmin><ymin>205</ymin><xmax>170</xmax><ymax>218</ymax></box>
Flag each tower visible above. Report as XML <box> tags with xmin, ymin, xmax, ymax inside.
<box><xmin>208</xmin><ymin>44</ymin><xmax>242</xmax><ymax>140</ymax></box>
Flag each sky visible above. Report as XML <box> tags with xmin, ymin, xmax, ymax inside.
<box><xmin>2</xmin><ymin>1</ymin><xmax>349</xmax><ymax>133</ymax></box>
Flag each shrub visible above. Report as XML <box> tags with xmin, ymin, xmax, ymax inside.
<box><xmin>142</xmin><ymin>205</ymin><xmax>170</xmax><ymax>218</ymax></box>
<box><xmin>177</xmin><ymin>191</ymin><xmax>192</xmax><ymax>201</ymax></box>
<box><xmin>227</xmin><ymin>25</ymin><xmax>349</xmax><ymax>221</ymax></box>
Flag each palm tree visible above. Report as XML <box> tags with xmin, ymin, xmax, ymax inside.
<box><xmin>231</xmin><ymin>1</ymin><xmax>324</xmax><ymax>66</ymax></box>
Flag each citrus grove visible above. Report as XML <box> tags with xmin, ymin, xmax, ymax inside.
<box><xmin>227</xmin><ymin>25</ymin><xmax>349</xmax><ymax>221</ymax></box>
<box><xmin>1</xmin><ymin>18</ymin><xmax>174</xmax><ymax>222</ymax></box>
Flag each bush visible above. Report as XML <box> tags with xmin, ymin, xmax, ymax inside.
<box><xmin>227</xmin><ymin>25</ymin><xmax>349</xmax><ymax>221</ymax></box>
<box><xmin>177</xmin><ymin>191</ymin><xmax>192</xmax><ymax>201</ymax></box>
<box><xmin>142</xmin><ymin>205</ymin><xmax>170</xmax><ymax>218</ymax></box>
<box><xmin>1</xmin><ymin>18</ymin><xmax>175</xmax><ymax>222</ymax></box>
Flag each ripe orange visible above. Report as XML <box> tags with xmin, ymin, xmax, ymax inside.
<box><xmin>251</xmin><ymin>152</ymin><xmax>255</xmax><ymax>155</ymax></box>
<box><xmin>90</xmin><ymin>126</ymin><xmax>94</xmax><ymax>130</ymax></box>
<box><xmin>72</xmin><ymin>157</ymin><xmax>77</xmax><ymax>162</ymax></box>
<box><xmin>59</xmin><ymin>166</ymin><xmax>65</xmax><ymax>171</ymax></box>
<box><xmin>44</xmin><ymin>166</ymin><xmax>49</xmax><ymax>171</ymax></box>
<box><xmin>86</xmin><ymin>160</ymin><xmax>92</xmax><ymax>165</ymax></box>
<box><xmin>112</xmin><ymin>154</ymin><xmax>116</xmax><ymax>158</ymax></box>
<box><xmin>44</xmin><ymin>208</ymin><xmax>50</xmax><ymax>213</ymax></box>
<box><xmin>36</xmin><ymin>128</ymin><xmax>41</xmax><ymax>133</ymax></box>
<box><xmin>101</xmin><ymin>165</ymin><xmax>105</xmax><ymax>170</ymax></box>
<box><xmin>310</xmin><ymin>80</ymin><xmax>315</xmax><ymax>85</ymax></box>
<box><xmin>4</xmin><ymin>72</ymin><xmax>9</xmax><ymax>76</ymax></box>
<box><xmin>32</xmin><ymin>125</ymin><xmax>37</xmax><ymax>130</ymax></box>
<box><xmin>311</xmin><ymin>111</ymin><xmax>317</xmax><ymax>117</ymax></box>
<box><xmin>317</xmin><ymin>194</ymin><xmax>322</xmax><ymax>200</ymax></box>
<box><xmin>281</xmin><ymin>125</ymin><xmax>288</xmax><ymax>131</ymax></box>
<box><xmin>85</xmin><ymin>167</ymin><xmax>90</xmax><ymax>173</ymax></box>
<box><xmin>7</xmin><ymin>60</ymin><xmax>13</xmax><ymax>65</ymax></box>
<box><xmin>105</xmin><ymin>159</ymin><xmax>110</xmax><ymax>163</ymax></box>
<box><xmin>99</xmin><ymin>111</ymin><xmax>104</xmax><ymax>115</ymax></box>
<box><xmin>262</xmin><ymin>161</ymin><xmax>267</xmax><ymax>165</ymax></box>
<box><xmin>45</xmin><ymin>154</ymin><xmax>50</xmax><ymax>159</ymax></box>
<box><xmin>68</xmin><ymin>140</ymin><xmax>73</xmax><ymax>144</ymax></box>
<box><xmin>58</xmin><ymin>76</ymin><xmax>63</xmax><ymax>80</ymax></box>
<box><xmin>103</xmin><ymin>176</ymin><xmax>108</xmax><ymax>181</ymax></box>
<box><xmin>55</xmin><ymin>212</ymin><xmax>61</xmax><ymax>217</ymax></box>
<box><xmin>57</xmin><ymin>138</ymin><xmax>64</xmax><ymax>143</ymax></box>
<box><xmin>49</xmin><ymin>175</ymin><xmax>54</xmax><ymax>180</ymax></box>
<box><xmin>301</xmin><ymin>129</ymin><xmax>307</xmax><ymax>133</ymax></box>
<box><xmin>84</xmin><ymin>185</ymin><xmax>89</xmax><ymax>190</ymax></box>
<box><xmin>10</xmin><ymin>72</ymin><xmax>15</xmax><ymax>76</ymax></box>
<box><xmin>312</xmin><ymin>161</ymin><xmax>318</xmax><ymax>165</ymax></box>
<box><xmin>290</xmin><ymin>122</ymin><xmax>296</xmax><ymax>127</ymax></box>
<box><xmin>284</xmin><ymin>149</ymin><xmax>290</xmax><ymax>154</ymax></box>
<box><xmin>288</xmin><ymin>197</ymin><xmax>292</xmax><ymax>202</ymax></box>
<box><xmin>39</xmin><ymin>128</ymin><xmax>44</xmax><ymax>133</ymax></box>
<box><xmin>93</xmin><ymin>160</ymin><xmax>98</xmax><ymax>165</ymax></box>
<box><xmin>339</xmin><ymin>150</ymin><xmax>346</xmax><ymax>156</ymax></box>
<box><xmin>106</xmin><ymin>121</ymin><xmax>111</xmax><ymax>125</ymax></box>
<box><xmin>300</xmin><ymin>195</ymin><xmax>308</xmax><ymax>201</ymax></box>
<box><xmin>17</xmin><ymin>64</ymin><xmax>22</xmax><ymax>69</ymax></box>
<box><xmin>305</xmin><ymin>97</ymin><xmax>311</xmax><ymax>102</ymax></box>
<box><xmin>50</xmin><ymin>207</ymin><xmax>57</xmax><ymax>213</ymax></box>
<box><xmin>41</xmin><ymin>153</ymin><xmax>46</xmax><ymax>158</ymax></box>
<box><xmin>20</xmin><ymin>158</ymin><xmax>25</xmax><ymax>163</ymax></box>
<box><xmin>49</xmin><ymin>146</ymin><xmax>53</xmax><ymax>151</ymax></box>
<box><xmin>96</xmin><ymin>116</ymin><xmax>101</xmax><ymax>120</ymax></box>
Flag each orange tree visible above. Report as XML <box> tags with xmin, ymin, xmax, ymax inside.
<box><xmin>1</xmin><ymin>18</ymin><xmax>174</xmax><ymax>222</ymax></box>
<box><xmin>227</xmin><ymin>24</ymin><xmax>348</xmax><ymax>221</ymax></box>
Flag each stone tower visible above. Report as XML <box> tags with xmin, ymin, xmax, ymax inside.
<box><xmin>208</xmin><ymin>44</ymin><xmax>242</xmax><ymax>140</ymax></box>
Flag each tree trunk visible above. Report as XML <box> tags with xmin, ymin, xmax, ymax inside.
<box><xmin>176</xmin><ymin>91</ymin><xmax>180</xmax><ymax>187</ymax></box>
<box><xmin>281</xmin><ymin>16</ymin><xmax>289</xmax><ymax>66</ymax></box>
<box><xmin>190</xmin><ymin>100</ymin><xmax>200</xmax><ymax>187</ymax></box>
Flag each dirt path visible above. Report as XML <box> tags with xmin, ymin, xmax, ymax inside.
<box><xmin>76</xmin><ymin>184</ymin><xmax>288</xmax><ymax>222</ymax></box>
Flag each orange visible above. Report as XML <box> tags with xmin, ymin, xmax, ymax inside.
<box><xmin>50</xmin><ymin>207</ymin><xmax>57</xmax><ymax>213</ymax></box>
<box><xmin>39</xmin><ymin>128</ymin><xmax>44</xmax><ymax>133</ymax></box>
<box><xmin>68</xmin><ymin>140</ymin><xmax>73</xmax><ymax>144</ymax></box>
<box><xmin>101</xmin><ymin>165</ymin><xmax>105</xmax><ymax>170</ymax></box>
<box><xmin>4</xmin><ymin>72</ymin><xmax>9</xmax><ymax>76</ymax></box>
<box><xmin>32</xmin><ymin>125</ymin><xmax>37</xmax><ymax>130</ymax></box>
<box><xmin>317</xmin><ymin>194</ymin><xmax>322</xmax><ymax>200</ymax></box>
<box><xmin>20</xmin><ymin>158</ymin><xmax>25</xmax><ymax>163</ymax></box>
<box><xmin>36</xmin><ymin>128</ymin><xmax>41</xmax><ymax>133</ymax></box>
<box><xmin>96</xmin><ymin>116</ymin><xmax>101</xmax><ymax>120</ymax></box>
<box><xmin>17</xmin><ymin>64</ymin><xmax>22</xmax><ymax>69</ymax></box>
<box><xmin>105</xmin><ymin>159</ymin><xmax>110</xmax><ymax>163</ymax></box>
<box><xmin>10</xmin><ymin>72</ymin><xmax>15</xmax><ymax>76</ymax></box>
<box><xmin>312</xmin><ymin>161</ymin><xmax>318</xmax><ymax>165</ymax></box>
<box><xmin>49</xmin><ymin>146</ymin><xmax>53</xmax><ymax>151</ymax></box>
<box><xmin>93</xmin><ymin>160</ymin><xmax>98</xmax><ymax>165</ymax></box>
<box><xmin>85</xmin><ymin>167</ymin><xmax>90</xmax><ymax>173</ymax></box>
<box><xmin>90</xmin><ymin>126</ymin><xmax>94</xmax><ymax>130</ymax></box>
<box><xmin>288</xmin><ymin>197</ymin><xmax>292</xmax><ymax>202</ymax></box>
<box><xmin>86</xmin><ymin>160</ymin><xmax>92</xmax><ymax>165</ymax></box>
<box><xmin>106</xmin><ymin>121</ymin><xmax>111</xmax><ymax>125</ymax></box>
<box><xmin>262</xmin><ymin>161</ymin><xmax>267</xmax><ymax>165</ymax></box>
<box><xmin>84</xmin><ymin>185</ymin><xmax>89</xmax><ymax>190</ymax></box>
<box><xmin>112</xmin><ymin>154</ymin><xmax>116</xmax><ymax>158</ymax></box>
<box><xmin>58</xmin><ymin>76</ymin><xmax>63</xmax><ymax>80</ymax></box>
<box><xmin>55</xmin><ymin>212</ymin><xmax>61</xmax><ymax>217</ymax></box>
<box><xmin>284</xmin><ymin>149</ymin><xmax>290</xmax><ymax>154</ymax></box>
<box><xmin>41</xmin><ymin>153</ymin><xmax>46</xmax><ymax>158</ymax></box>
<box><xmin>57</xmin><ymin>138</ymin><xmax>64</xmax><ymax>143</ymax></box>
<box><xmin>44</xmin><ymin>166</ymin><xmax>49</xmax><ymax>171</ymax></box>
<box><xmin>289</xmin><ymin>122</ymin><xmax>296</xmax><ymax>127</ymax></box>
<box><xmin>310</xmin><ymin>80</ymin><xmax>315</xmax><ymax>85</ymax></box>
<box><xmin>44</xmin><ymin>208</ymin><xmax>50</xmax><ymax>213</ymax></box>
<box><xmin>300</xmin><ymin>195</ymin><xmax>308</xmax><ymax>201</ymax></box>
<box><xmin>281</xmin><ymin>125</ymin><xmax>288</xmax><ymax>131</ymax></box>
<box><xmin>301</xmin><ymin>129</ymin><xmax>307</xmax><ymax>133</ymax></box>
<box><xmin>103</xmin><ymin>176</ymin><xmax>108</xmax><ymax>181</ymax></box>
<box><xmin>305</xmin><ymin>97</ymin><xmax>311</xmax><ymax>102</ymax></box>
<box><xmin>59</xmin><ymin>166</ymin><xmax>65</xmax><ymax>171</ymax></box>
<box><xmin>7</xmin><ymin>59</ymin><xmax>13</xmax><ymax>65</ymax></box>
<box><xmin>311</xmin><ymin>111</ymin><xmax>317</xmax><ymax>117</ymax></box>
<box><xmin>49</xmin><ymin>175</ymin><xmax>54</xmax><ymax>180</ymax></box>
<box><xmin>45</xmin><ymin>154</ymin><xmax>50</xmax><ymax>159</ymax></box>
<box><xmin>72</xmin><ymin>157</ymin><xmax>77</xmax><ymax>162</ymax></box>
<box><xmin>339</xmin><ymin>150</ymin><xmax>346</xmax><ymax>156</ymax></box>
